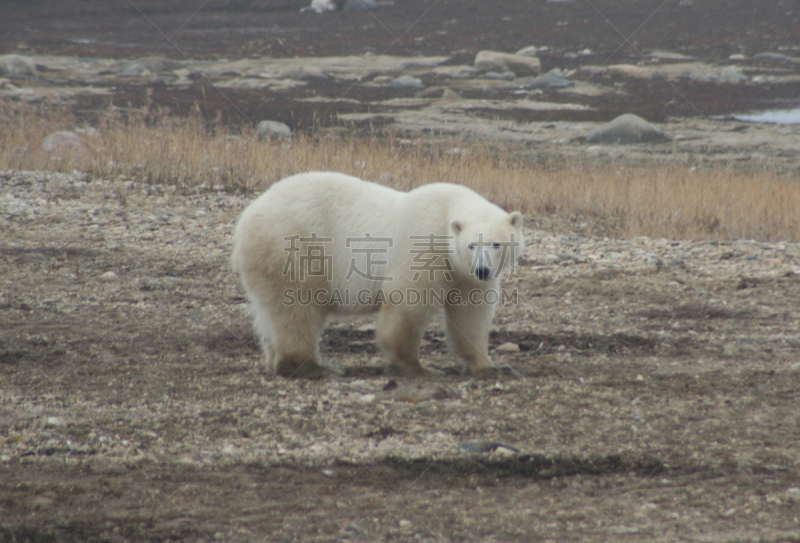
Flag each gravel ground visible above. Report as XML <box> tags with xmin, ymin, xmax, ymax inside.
<box><xmin>2</xmin><ymin>170</ymin><xmax>800</xmax><ymax>541</ymax></box>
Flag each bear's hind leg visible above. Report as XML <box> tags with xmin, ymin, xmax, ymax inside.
<box><xmin>376</xmin><ymin>304</ymin><xmax>438</xmax><ymax>377</ymax></box>
<box><xmin>252</xmin><ymin>300</ymin><xmax>334</xmax><ymax>379</ymax></box>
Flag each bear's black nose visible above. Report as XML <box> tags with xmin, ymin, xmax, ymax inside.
<box><xmin>476</xmin><ymin>266</ymin><xmax>491</xmax><ymax>281</ymax></box>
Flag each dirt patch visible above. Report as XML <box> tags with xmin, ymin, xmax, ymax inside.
<box><xmin>1</xmin><ymin>0</ymin><xmax>797</xmax><ymax>62</ymax></box>
<box><xmin>2</xmin><ymin>170</ymin><xmax>800</xmax><ymax>541</ymax></box>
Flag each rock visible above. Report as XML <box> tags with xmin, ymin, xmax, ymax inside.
<box><xmin>688</xmin><ymin>70</ymin><xmax>717</xmax><ymax>83</ymax></box>
<box><xmin>474</xmin><ymin>51</ymin><xmax>540</xmax><ymax>77</ymax></box>
<box><xmin>515</xmin><ymin>45</ymin><xmax>539</xmax><ymax>57</ymax></box>
<box><xmin>341</xmin><ymin>0</ymin><xmax>377</xmax><ymax>10</ymax></box>
<box><xmin>30</xmin><ymin>496</ymin><xmax>55</xmax><ymax>509</ymax></box>
<box><xmin>649</xmin><ymin>50</ymin><xmax>693</xmax><ymax>61</ymax></box>
<box><xmin>605</xmin><ymin>64</ymin><xmax>656</xmax><ymax>80</ymax></box>
<box><xmin>138</xmin><ymin>56</ymin><xmax>184</xmax><ymax>73</ymax></box>
<box><xmin>389</xmin><ymin>75</ymin><xmax>424</xmax><ymax>90</ymax></box>
<box><xmin>459</xmin><ymin>441</ymin><xmax>520</xmax><ymax>453</ymax></box>
<box><xmin>609</xmin><ymin>526</ymin><xmax>641</xmax><ymax>535</ymax></box>
<box><xmin>279</xmin><ymin>68</ymin><xmax>329</xmax><ymax>81</ymax></box>
<box><xmin>481</xmin><ymin>71</ymin><xmax>515</xmax><ymax>81</ymax></box>
<box><xmin>41</xmin><ymin>131</ymin><xmax>90</xmax><ymax>158</ymax></box>
<box><xmin>304</xmin><ymin>0</ymin><xmax>336</xmax><ymax>12</ymax></box>
<box><xmin>401</xmin><ymin>59</ymin><xmax>443</xmax><ymax>70</ymax></box>
<box><xmin>0</xmin><ymin>54</ymin><xmax>37</xmax><ymax>78</ymax></box>
<box><xmin>257</xmin><ymin>120</ymin><xmax>292</xmax><ymax>140</ymax></box>
<box><xmin>452</xmin><ymin>68</ymin><xmax>478</xmax><ymax>79</ymax></box>
<box><xmin>99</xmin><ymin>271</ymin><xmax>119</xmax><ymax>281</ymax></box>
<box><xmin>493</xmin><ymin>445</ymin><xmax>517</xmax><ymax>456</ymax></box>
<box><xmin>118</xmin><ymin>63</ymin><xmax>152</xmax><ymax>77</ymax></box>
<box><xmin>496</xmin><ymin>342</ymin><xmax>521</xmax><ymax>352</ymax></box>
<box><xmin>753</xmin><ymin>52</ymin><xmax>800</xmax><ymax>63</ymax></box>
<box><xmin>586</xmin><ymin>114</ymin><xmax>670</xmax><ymax>144</ymax></box>
<box><xmin>378</xmin><ymin>383</ymin><xmax>459</xmax><ymax>402</ymax></box>
<box><xmin>719</xmin><ymin>72</ymin><xmax>747</xmax><ymax>83</ymax></box>
<box><xmin>441</xmin><ymin>88</ymin><xmax>461</xmax><ymax>100</ymax></box>
<box><xmin>415</xmin><ymin>86</ymin><xmax>445</xmax><ymax>98</ymax></box>
<box><xmin>303</xmin><ymin>0</ymin><xmax>376</xmax><ymax>12</ymax></box>
<box><xmin>578</xmin><ymin>66</ymin><xmax>605</xmax><ymax>78</ymax></box>
<box><xmin>113</xmin><ymin>57</ymin><xmax>184</xmax><ymax>76</ymax></box>
<box><xmin>341</xmin><ymin>523</ymin><xmax>366</xmax><ymax>536</ymax></box>
<box><xmin>510</xmin><ymin>69</ymin><xmax>574</xmax><ymax>90</ymax></box>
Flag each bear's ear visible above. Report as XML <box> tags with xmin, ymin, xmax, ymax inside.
<box><xmin>451</xmin><ymin>220</ymin><xmax>463</xmax><ymax>234</ymax></box>
<box><xmin>509</xmin><ymin>211</ymin><xmax>523</xmax><ymax>228</ymax></box>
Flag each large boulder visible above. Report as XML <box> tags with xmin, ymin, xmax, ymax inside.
<box><xmin>474</xmin><ymin>51</ymin><xmax>540</xmax><ymax>77</ymax></box>
<box><xmin>0</xmin><ymin>54</ymin><xmax>37</xmax><ymax>78</ymax></box>
<box><xmin>41</xmin><ymin>131</ymin><xmax>90</xmax><ymax>158</ymax></box>
<box><xmin>586</xmin><ymin>114</ymin><xmax>670</xmax><ymax>144</ymax></box>
<box><xmin>257</xmin><ymin>120</ymin><xmax>291</xmax><ymax>141</ymax></box>
<box><xmin>515</xmin><ymin>45</ymin><xmax>539</xmax><ymax>57</ymax></box>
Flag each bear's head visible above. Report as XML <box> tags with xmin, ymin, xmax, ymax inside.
<box><xmin>450</xmin><ymin>211</ymin><xmax>524</xmax><ymax>282</ymax></box>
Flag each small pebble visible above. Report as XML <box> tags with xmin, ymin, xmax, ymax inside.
<box><xmin>99</xmin><ymin>271</ymin><xmax>118</xmax><ymax>281</ymax></box>
<box><xmin>459</xmin><ymin>441</ymin><xmax>520</xmax><ymax>453</ymax></box>
<box><xmin>495</xmin><ymin>342</ymin><xmax>521</xmax><ymax>352</ymax></box>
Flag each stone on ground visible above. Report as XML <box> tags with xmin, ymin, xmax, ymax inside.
<box><xmin>304</xmin><ymin>0</ymin><xmax>376</xmax><ymax>11</ymax></box>
<box><xmin>389</xmin><ymin>75</ymin><xmax>424</xmax><ymax>90</ymax></box>
<box><xmin>474</xmin><ymin>51</ymin><xmax>540</xmax><ymax>77</ymax></box>
<box><xmin>515</xmin><ymin>45</ymin><xmax>539</xmax><ymax>57</ymax></box>
<box><xmin>0</xmin><ymin>54</ymin><xmax>37</xmax><ymax>78</ymax></box>
<box><xmin>41</xmin><ymin>131</ymin><xmax>89</xmax><ymax>157</ymax></box>
<box><xmin>112</xmin><ymin>57</ymin><xmax>184</xmax><ymax>76</ymax></box>
<box><xmin>605</xmin><ymin>64</ymin><xmax>656</xmax><ymax>80</ymax></box>
<box><xmin>441</xmin><ymin>88</ymin><xmax>461</xmax><ymax>100</ymax></box>
<box><xmin>482</xmin><ymin>71</ymin><xmax>515</xmax><ymax>80</ymax></box>
<box><xmin>586</xmin><ymin>113</ymin><xmax>670</xmax><ymax>144</ymax></box>
<box><xmin>257</xmin><ymin>120</ymin><xmax>292</xmax><ymax>140</ymax></box>
<box><xmin>342</xmin><ymin>0</ymin><xmax>377</xmax><ymax>10</ymax></box>
<box><xmin>305</xmin><ymin>0</ymin><xmax>336</xmax><ymax>12</ymax></box>
<box><xmin>511</xmin><ymin>69</ymin><xmax>574</xmax><ymax>90</ymax></box>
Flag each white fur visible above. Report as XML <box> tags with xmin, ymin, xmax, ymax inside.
<box><xmin>231</xmin><ymin>171</ymin><xmax>524</xmax><ymax>377</ymax></box>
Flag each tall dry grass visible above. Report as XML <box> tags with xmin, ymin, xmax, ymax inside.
<box><xmin>1</xmin><ymin>100</ymin><xmax>798</xmax><ymax>241</ymax></box>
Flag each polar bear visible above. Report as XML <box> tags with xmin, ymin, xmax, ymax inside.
<box><xmin>231</xmin><ymin>171</ymin><xmax>524</xmax><ymax>378</ymax></box>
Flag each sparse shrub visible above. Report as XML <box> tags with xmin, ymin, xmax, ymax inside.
<box><xmin>1</xmin><ymin>101</ymin><xmax>798</xmax><ymax>241</ymax></box>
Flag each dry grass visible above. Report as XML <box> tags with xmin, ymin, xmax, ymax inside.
<box><xmin>2</xmin><ymin>101</ymin><xmax>799</xmax><ymax>241</ymax></box>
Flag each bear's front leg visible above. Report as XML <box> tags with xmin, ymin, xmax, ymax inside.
<box><xmin>376</xmin><ymin>304</ymin><xmax>438</xmax><ymax>377</ymax></box>
<box><xmin>444</xmin><ymin>296</ymin><xmax>496</xmax><ymax>375</ymax></box>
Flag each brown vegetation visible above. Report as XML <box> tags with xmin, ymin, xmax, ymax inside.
<box><xmin>2</xmin><ymin>101</ymin><xmax>798</xmax><ymax>241</ymax></box>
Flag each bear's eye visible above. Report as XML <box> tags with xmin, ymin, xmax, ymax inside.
<box><xmin>492</xmin><ymin>242</ymin><xmax>502</xmax><ymax>249</ymax></box>
<box><xmin>468</xmin><ymin>243</ymin><xmax>476</xmax><ymax>250</ymax></box>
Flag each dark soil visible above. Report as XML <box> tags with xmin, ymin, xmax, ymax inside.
<box><xmin>3</xmin><ymin>1</ymin><xmax>800</xmax><ymax>128</ymax></box>
<box><xmin>2</xmin><ymin>1</ymin><xmax>796</xmax><ymax>62</ymax></box>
